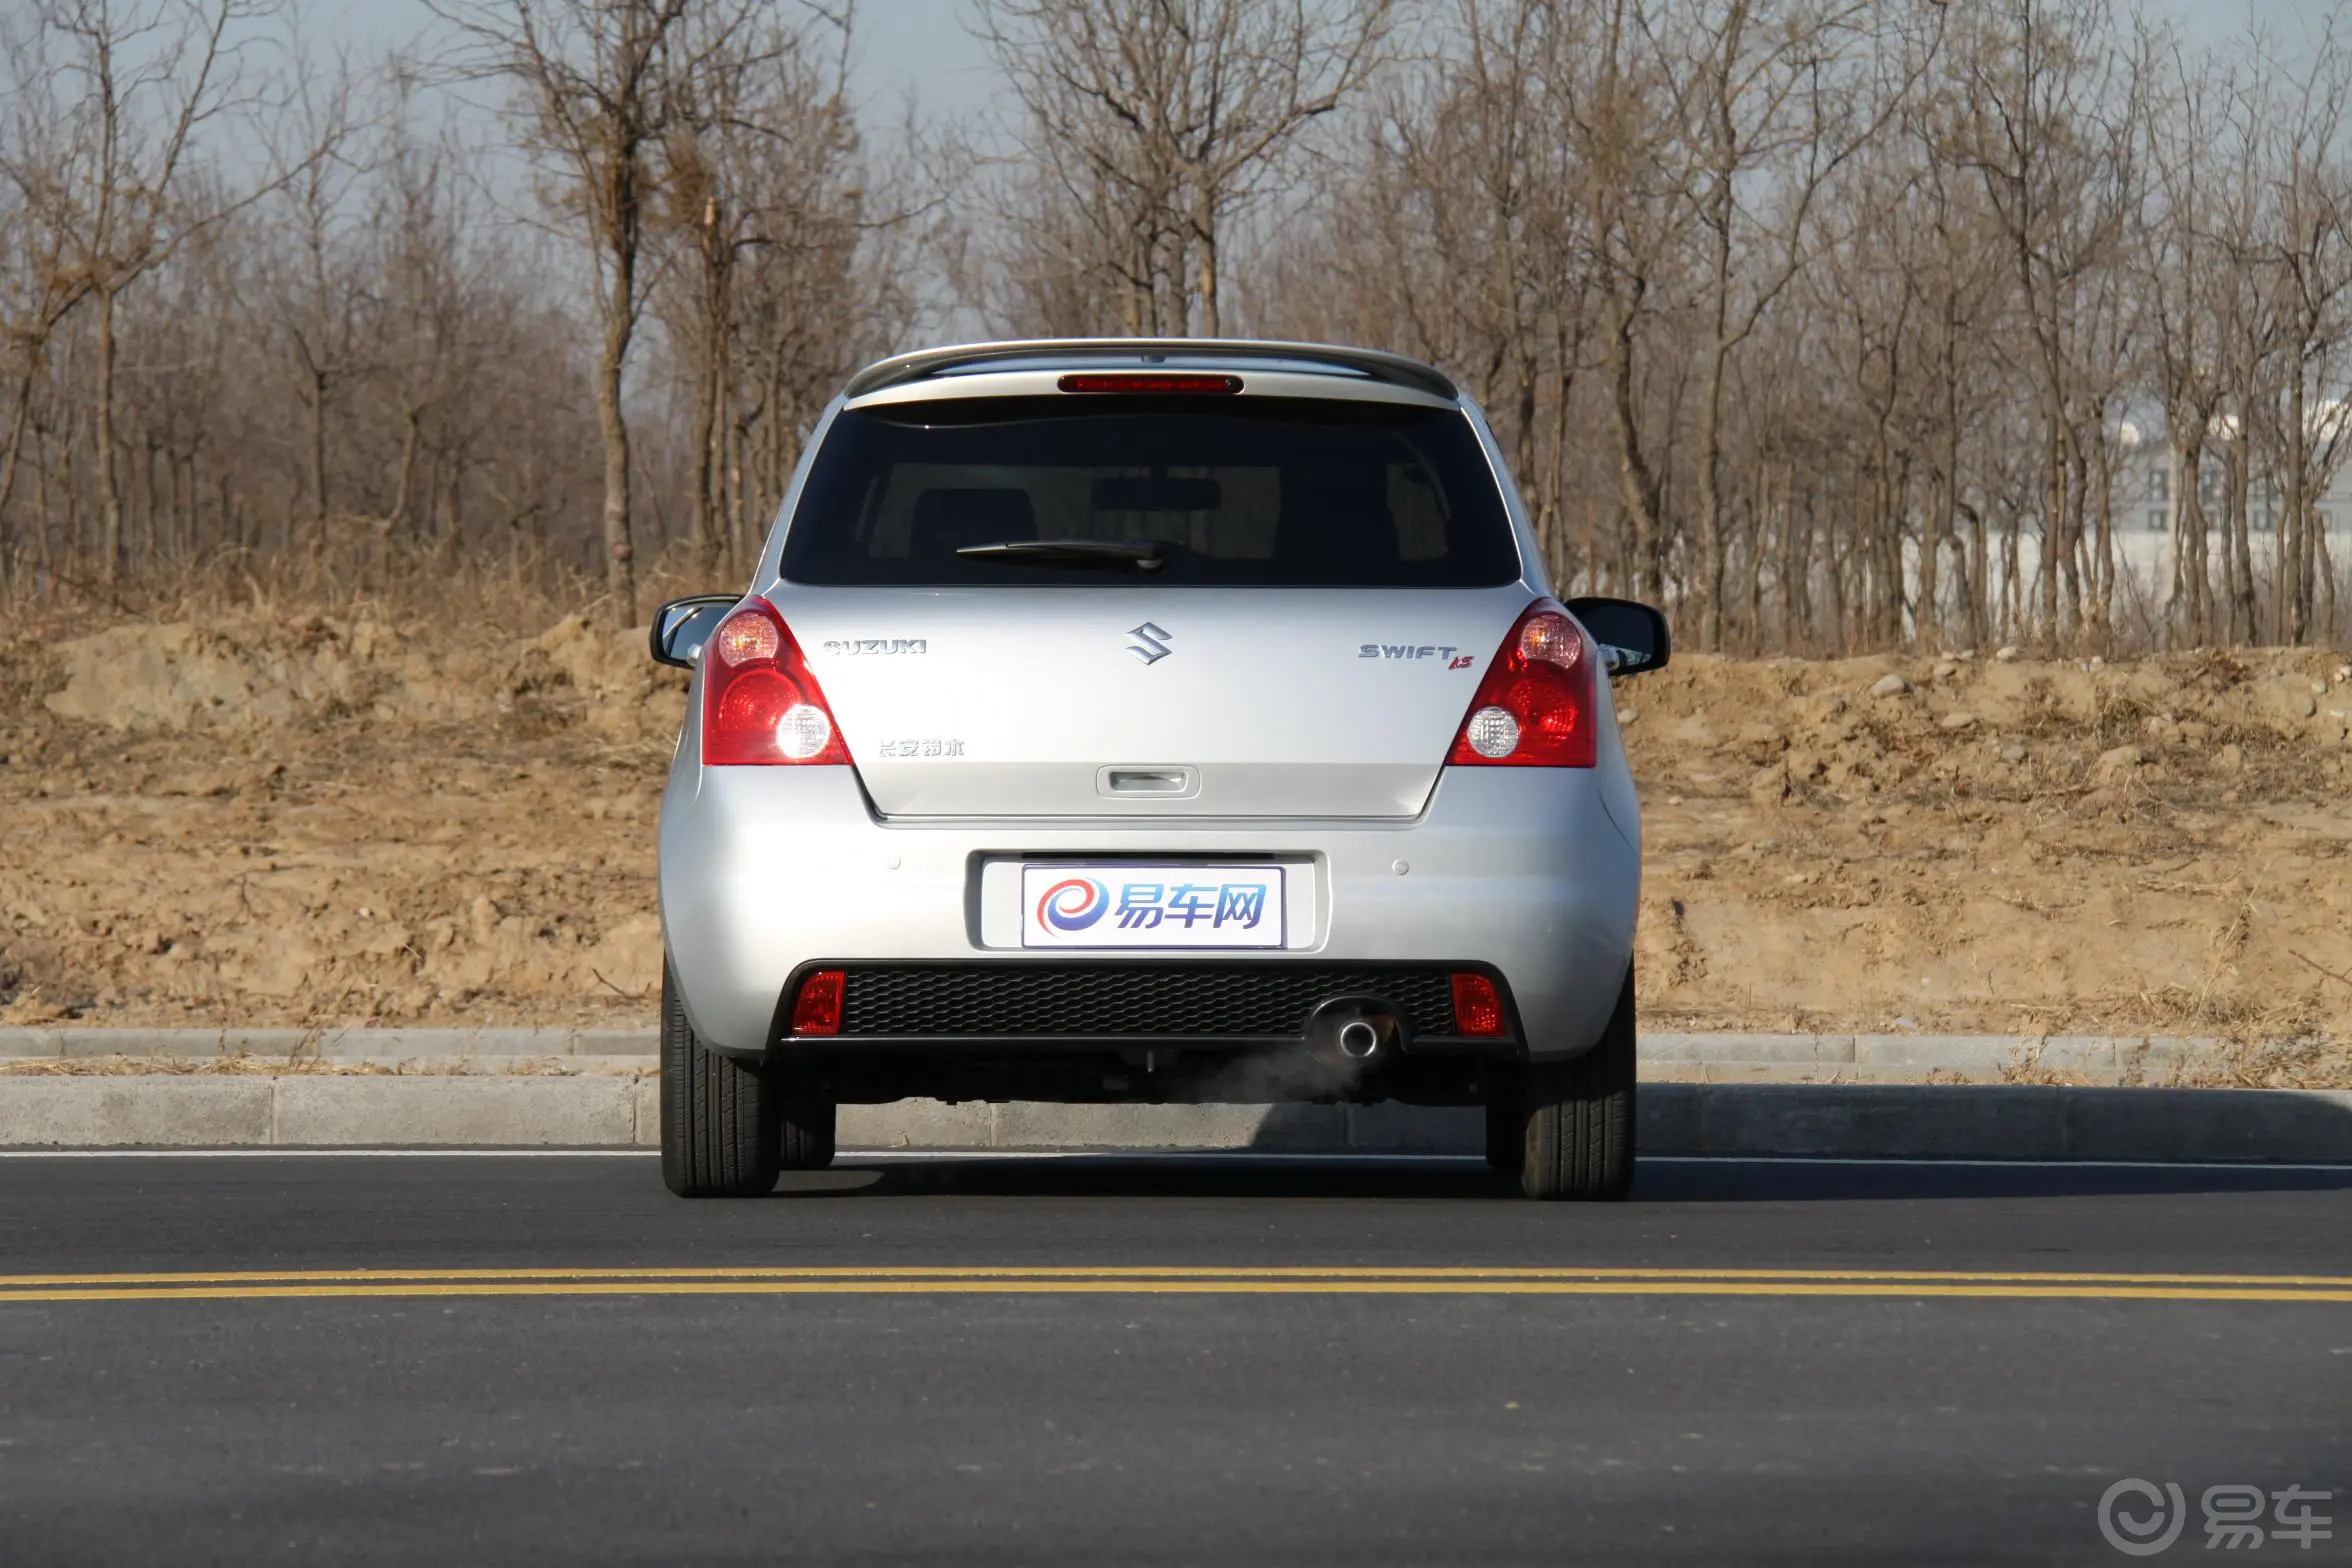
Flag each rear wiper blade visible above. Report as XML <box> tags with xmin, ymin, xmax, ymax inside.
<box><xmin>955</xmin><ymin>539</ymin><xmax>1167</xmax><ymax>572</ymax></box>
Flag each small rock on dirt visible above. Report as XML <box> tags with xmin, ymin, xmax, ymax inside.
<box><xmin>1868</xmin><ymin>673</ymin><xmax>1909</xmax><ymax>697</ymax></box>
<box><xmin>1940</xmin><ymin>712</ymin><xmax>1978</xmax><ymax>731</ymax></box>
<box><xmin>1995</xmin><ymin>645</ymin><xmax>2021</xmax><ymax>662</ymax></box>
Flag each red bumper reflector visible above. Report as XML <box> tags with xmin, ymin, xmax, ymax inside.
<box><xmin>1451</xmin><ymin>973</ymin><xmax>1505</xmax><ymax>1037</ymax></box>
<box><xmin>791</xmin><ymin>970</ymin><xmax>846</xmax><ymax>1036</ymax></box>
<box><xmin>1056</xmin><ymin>372</ymin><xmax>1242</xmax><ymax>395</ymax></box>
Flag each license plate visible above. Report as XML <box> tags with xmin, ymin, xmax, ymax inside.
<box><xmin>1020</xmin><ymin>864</ymin><xmax>1287</xmax><ymax>950</ymax></box>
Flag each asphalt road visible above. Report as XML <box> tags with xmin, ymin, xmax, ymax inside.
<box><xmin>2</xmin><ymin>1152</ymin><xmax>2349</xmax><ymax>1566</ymax></box>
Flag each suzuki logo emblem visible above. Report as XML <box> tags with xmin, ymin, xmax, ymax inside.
<box><xmin>1126</xmin><ymin>622</ymin><xmax>1173</xmax><ymax>665</ymax></box>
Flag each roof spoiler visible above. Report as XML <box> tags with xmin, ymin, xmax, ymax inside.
<box><xmin>842</xmin><ymin>337</ymin><xmax>1458</xmax><ymax>402</ymax></box>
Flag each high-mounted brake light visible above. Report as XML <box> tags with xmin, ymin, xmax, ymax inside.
<box><xmin>701</xmin><ymin>598</ymin><xmax>851</xmax><ymax>766</ymax></box>
<box><xmin>1056</xmin><ymin>372</ymin><xmax>1243</xmax><ymax>395</ymax></box>
<box><xmin>1446</xmin><ymin>599</ymin><xmax>1597</xmax><ymax>768</ymax></box>
<box><xmin>790</xmin><ymin>969</ymin><xmax>845</xmax><ymax>1036</ymax></box>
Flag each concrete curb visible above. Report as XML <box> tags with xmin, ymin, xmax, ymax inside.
<box><xmin>0</xmin><ymin>1028</ymin><xmax>2284</xmax><ymax>1085</ymax></box>
<box><xmin>1</xmin><ymin>1076</ymin><xmax>2347</xmax><ymax>1162</ymax></box>
<box><xmin>0</xmin><ymin>1027</ymin><xmax>655</xmax><ymax>1060</ymax></box>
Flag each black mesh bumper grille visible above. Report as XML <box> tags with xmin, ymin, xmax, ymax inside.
<box><xmin>832</xmin><ymin>964</ymin><xmax>1461</xmax><ymax>1039</ymax></box>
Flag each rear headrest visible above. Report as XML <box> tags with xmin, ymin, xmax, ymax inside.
<box><xmin>908</xmin><ymin>487</ymin><xmax>1037</xmax><ymax>559</ymax></box>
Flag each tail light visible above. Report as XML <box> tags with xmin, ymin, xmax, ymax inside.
<box><xmin>790</xmin><ymin>969</ymin><xmax>845</xmax><ymax>1036</ymax></box>
<box><xmin>701</xmin><ymin>598</ymin><xmax>850</xmax><ymax>766</ymax></box>
<box><xmin>1451</xmin><ymin>973</ymin><xmax>1505</xmax><ymax>1036</ymax></box>
<box><xmin>1446</xmin><ymin>599</ymin><xmax>1596</xmax><ymax>768</ymax></box>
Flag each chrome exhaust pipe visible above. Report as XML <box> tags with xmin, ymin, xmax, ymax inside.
<box><xmin>1307</xmin><ymin>999</ymin><xmax>1405</xmax><ymax>1068</ymax></box>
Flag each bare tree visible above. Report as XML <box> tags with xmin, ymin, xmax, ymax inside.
<box><xmin>975</xmin><ymin>0</ymin><xmax>1393</xmax><ymax>336</ymax></box>
<box><xmin>2252</xmin><ymin>31</ymin><xmax>2352</xmax><ymax>645</ymax></box>
<box><xmin>1559</xmin><ymin>0</ymin><xmax>1686</xmax><ymax>603</ymax></box>
<box><xmin>366</xmin><ymin>83</ymin><xmax>474</xmax><ymax>542</ymax></box>
<box><xmin>258</xmin><ymin>37</ymin><xmax>364</xmax><ymax>534</ymax></box>
<box><xmin>1952</xmin><ymin>0</ymin><xmax>2141</xmax><ymax>645</ymax></box>
<box><xmin>2139</xmin><ymin>30</ymin><xmax>2230</xmax><ymax>645</ymax></box>
<box><xmin>434</xmin><ymin>0</ymin><xmax>704</xmax><ymax>627</ymax></box>
<box><xmin>31</xmin><ymin>0</ymin><xmax>271</xmax><ymax>581</ymax></box>
<box><xmin>1664</xmin><ymin>0</ymin><xmax>1913</xmax><ymax>651</ymax></box>
<box><xmin>658</xmin><ymin>1</ymin><xmax>862</xmax><ymax>572</ymax></box>
<box><xmin>0</xmin><ymin>9</ymin><xmax>94</xmax><ymax>551</ymax></box>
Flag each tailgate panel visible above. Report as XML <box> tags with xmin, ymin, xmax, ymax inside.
<box><xmin>784</xmin><ymin>587</ymin><xmax>1527</xmax><ymax>819</ymax></box>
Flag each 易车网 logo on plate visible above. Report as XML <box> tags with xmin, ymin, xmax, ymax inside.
<box><xmin>1021</xmin><ymin>864</ymin><xmax>1286</xmax><ymax>949</ymax></box>
<box><xmin>1036</xmin><ymin>877</ymin><xmax>1110</xmax><ymax>932</ymax></box>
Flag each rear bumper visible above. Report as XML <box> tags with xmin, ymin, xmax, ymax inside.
<box><xmin>658</xmin><ymin>764</ymin><xmax>1639</xmax><ymax>1064</ymax></box>
<box><xmin>789</xmin><ymin>956</ymin><xmax>1518</xmax><ymax>1048</ymax></box>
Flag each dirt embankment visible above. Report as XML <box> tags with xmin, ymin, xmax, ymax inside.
<box><xmin>1623</xmin><ymin>649</ymin><xmax>2352</xmax><ymax>1063</ymax></box>
<box><xmin>0</xmin><ymin>614</ymin><xmax>681</xmax><ymax>1030</ymax></box>
<box><xmin>3</xmin><ymin>616</ymin><xmax>2350</xmax><ymax>1068</ymax></box>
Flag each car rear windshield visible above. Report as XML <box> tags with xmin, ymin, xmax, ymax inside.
<box><xmin>779</xmin><ymin>395</ymin><xmax>1522</xmax><ymax>588</ymax></box>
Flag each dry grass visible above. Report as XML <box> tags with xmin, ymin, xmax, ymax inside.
<box><xmin>3</xmin><ymin>530</ymin><xmax>726</xmax><ymax>646</ymax></box>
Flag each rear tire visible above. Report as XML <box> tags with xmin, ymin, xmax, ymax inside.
<box><xmin>661</xmin><ymin>963</ymin><xmax>781</xmax><ymax>1198</ymax></box>
<box><xmin>1509</xmin><ymin>965</ymin><xmax>1636</xmax><ymax>1201</ymax></box>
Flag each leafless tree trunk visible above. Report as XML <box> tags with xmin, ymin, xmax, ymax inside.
<box><xmin>435</xmin><ymin>0</ymin><xmax>702</xmax><ymax>626</ymax></box>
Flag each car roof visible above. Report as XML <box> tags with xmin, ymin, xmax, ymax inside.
<box><xmin>842</xmin><ymin>338</ymin><xmax>1459</xmax><ymax>404</ymax></box>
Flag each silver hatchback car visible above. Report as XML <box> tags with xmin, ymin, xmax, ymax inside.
<box><xmin>649</xmin><ymin>340</ymin><xmax>1668</xmax><ymax>1200</ymax></box>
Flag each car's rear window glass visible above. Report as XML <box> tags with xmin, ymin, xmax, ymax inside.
<box><xmin>779</xmin><ymin>396</ymin><xmax>1521</xmax><ymax>587</ymax></box>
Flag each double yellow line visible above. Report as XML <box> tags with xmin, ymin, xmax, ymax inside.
<box><xmin>1</xmin><ymin>1265</ymin><xmax>2349</xmax><ymax>1305</ymax></box>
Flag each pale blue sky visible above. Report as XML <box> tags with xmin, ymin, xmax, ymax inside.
<box><xmin>319</xmin><ymin>0</ymin><xmax>1003</xmax><ymax>122</ymax></box>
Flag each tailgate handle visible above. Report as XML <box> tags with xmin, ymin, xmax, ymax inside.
<box><xmin>1100</xmin><ymin>766</ymin><xmax>1197</xmax><ymax>798</ymax></box>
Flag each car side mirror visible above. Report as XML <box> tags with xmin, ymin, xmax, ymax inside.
<box><xmin>1567</xmin><ymin>596</ymin><xmax>1671</xmax><ymax>677</ymax></box>
<box><xmin>649</xmin><ymin>594</ymin><xmax>743</xmax><ymax>669</ymax></box>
